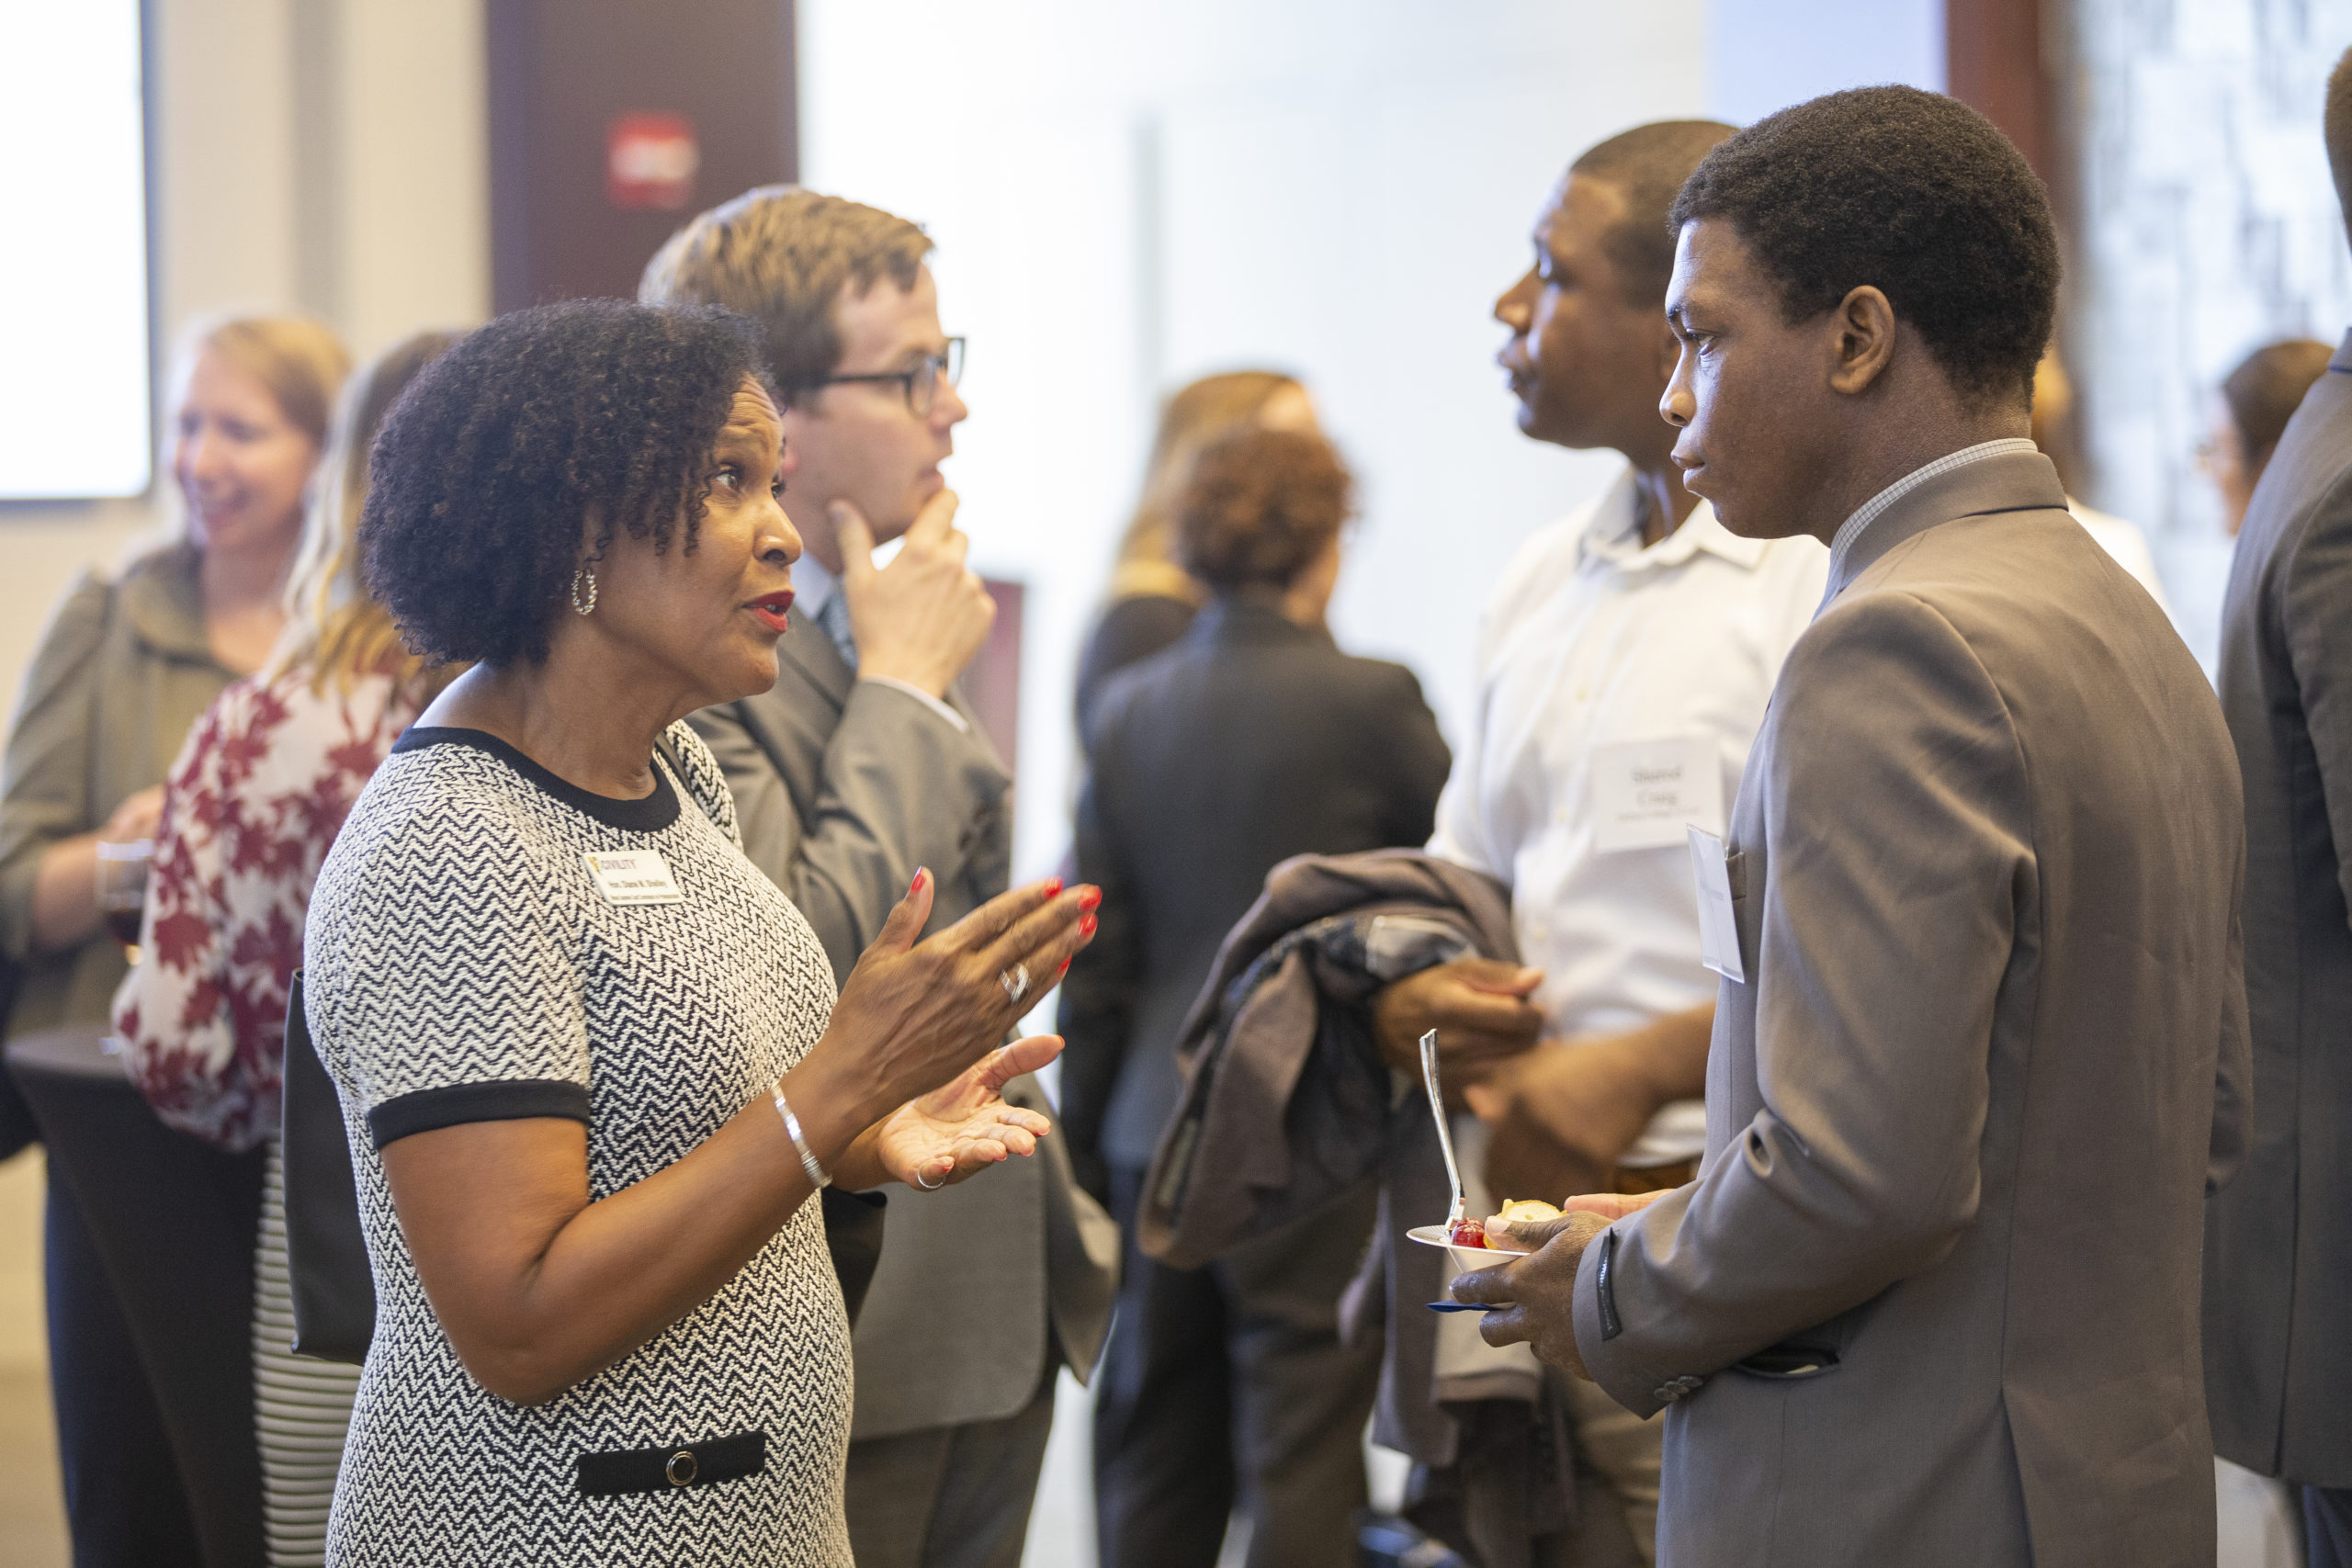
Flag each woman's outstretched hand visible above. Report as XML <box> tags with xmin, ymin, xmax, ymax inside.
<box><xmin>797</xmin><ymin>870</ymin><xmax>1099</xmax><ymax>1147</ymax></box>
<box><xmin>869</xmin><ymin>1035</ymin><xmax>1062</xmax><ymax>1190</ymax></box>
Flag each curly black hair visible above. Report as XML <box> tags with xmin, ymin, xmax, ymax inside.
<box><xmin>360</xmin><ymin>299</ymin><xmax>769</xmax><ymax>665</ymax></box>
<box><xmin>1668</xmin><ymin>86</ymin><xmax>2060</xmax><ymax>405</ymax></box>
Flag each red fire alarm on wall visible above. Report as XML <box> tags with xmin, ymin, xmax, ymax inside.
<box><xmin>606</xmin><ymin>112</ymin><xmax>699</xmax><ymax>209</ymax></box>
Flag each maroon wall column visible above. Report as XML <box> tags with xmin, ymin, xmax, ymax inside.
<box><xmin>1947</xmin><ymin>0</ymin><xmax>2052</xmax><ymax>183</ymax></box>
<box><xmin>486</xmin><ymin>0</ymin><xmax>797</xmax><ymax>312</ymax></box>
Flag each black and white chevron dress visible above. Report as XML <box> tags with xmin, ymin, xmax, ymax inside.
<box><xmin>303</xmin><ymin>725</ymin><xmax>854</xmax><ymax>1566</ymax></box>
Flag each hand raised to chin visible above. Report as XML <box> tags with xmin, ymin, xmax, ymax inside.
<box><xmin>1448</xmin><ymin>1208</ymin><xmax>1612</xmax><ymax>1380</ymax></box>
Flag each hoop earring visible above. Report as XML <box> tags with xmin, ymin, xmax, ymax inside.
<box><xmin>571</xmin><ymin>565</ymin><xmax>598</xmax><ymax>616</ymax></box>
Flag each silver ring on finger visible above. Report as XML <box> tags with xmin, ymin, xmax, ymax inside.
<box><xmin>915</xmin><ymin>1164</ymin><xmax>946</xmax><ymax>1191</ymax></box>
<box><xmin>999</xmin><ymin>963</ymin><xmax>1030</xmax><ymax>1006</ymax></box>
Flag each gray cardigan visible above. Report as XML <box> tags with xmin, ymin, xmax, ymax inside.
<box><xmin>1</xmin><ymin>546</ymin><xmax>236</xmax><ymax>1041</ymax></box>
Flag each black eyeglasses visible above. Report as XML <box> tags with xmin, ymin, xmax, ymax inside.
<box><xmin>813</xmin><ymin>337</ymin><xmax>966</xmax><ymax>415</ymax></box>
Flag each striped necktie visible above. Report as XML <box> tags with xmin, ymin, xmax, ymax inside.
<box><xmin>812</xmin><ymin>590</ymin><xmax>858</xmax><ymax>671</ymax></box>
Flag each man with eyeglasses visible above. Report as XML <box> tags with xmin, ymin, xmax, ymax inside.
<box><xmin>642</xmin><ymin>186</ymin><xmax>1119</xmax><ymax>1568</ymax></box>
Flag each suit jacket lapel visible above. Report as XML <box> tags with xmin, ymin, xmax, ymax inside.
<box><xmin>1824</xmin><ymin>450</ymin><xmax>2071</xmax><ymax>605</ymax></box>
<box><xmin>775</xmin><ymin>602</ymin><xmax>855</xmax><ymax>709</ymax></box>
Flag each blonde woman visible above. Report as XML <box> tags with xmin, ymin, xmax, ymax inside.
<box><xmin>0</xmin><ymin>311</ymin><xmax>346</xmax><ymax>1566</ymax></box>
<box><xmin>1074</xmin><ymin>371</ymin><xmax>1318</xmax><ymax>743</ymax></box>
<box><xmin>114</xmin><ymin>330</ymin><xmax>460</xmax><ymax>1566</ymax></box>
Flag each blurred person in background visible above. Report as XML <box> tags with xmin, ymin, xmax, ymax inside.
<box><xmin>2207</xmin><ymin>49</ymin><xmax>2352</xmax><ymax>1568</ymax></box>
<box><xmin>642</xmin><ymin>187</ymin><xmax>1117</xmax><ymax>1568</ymax></box>
<box><xmin>2030</xmin><ymin>345</ymin><xmax>2177</xmax><ymax>617</ymax></box>
<box><xmin>1073</xmin><ymin>371</ymin><xmax>1319</xmax><ymax>746</ymax></box>
<box><xmin>2205</xmin><ymin>337</ymin><xmax>2334</xmax><ymax>536</ymax></box>
<box><xmin>0</xmin><ymin>312</ymin><xmax>347</xmax><ymax>1567</ymax></box>
<box><xmin>112</xmin><ymin>330</ymin><xmax>460</xmax><ymax>1568</ymax></box>
<box><xmin>1060</xmin><ymin>425</ymin><xmax>1449</xmax><ymax>1568</ymax></box>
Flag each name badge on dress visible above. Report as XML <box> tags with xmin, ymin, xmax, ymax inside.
<box><xmin>1591</xmin><ymin>734</ymin><xmax>1724</xmax><ymax>853</ymax></box>
<box><xmin>582</xmin><ymin>850</ymin><xmax>684</xmax><ymax>906</ymax></box>
<box><xmin>1687</xmin><ymin>827</ymin><xmax>1745</xmax><ymax>983</ymax></box>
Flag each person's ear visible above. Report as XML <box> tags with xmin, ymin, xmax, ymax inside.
<box><xmin>1826</xmin><ymin>285</ymin><xmax>1898</xmax><ymax>396</ymax></box>
<box><xmin>574</xmin><ymin>504</ymin><xmax>606</xmax><ymax>566</ymax></box>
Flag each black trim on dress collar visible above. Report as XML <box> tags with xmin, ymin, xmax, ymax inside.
<box><xmin>391</xmin><ymin>727</ymin><xmax>681</xmax><ymax>832</ymax></box>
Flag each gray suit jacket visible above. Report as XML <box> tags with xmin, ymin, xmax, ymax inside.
<box><xmin>2207</xmin><ymin>332</ymin><xmax>2352</xmax><ymax>1487</ymax></box>
<box><xmin>689</xmin><ymin>605</ymin><xmax>1118</xmax><ymax>1441</ymax></box>
<box><xmin>1573</xmin><ymin>451</ymin><xmax>2251</xmax><ymax>1567</ymax></box>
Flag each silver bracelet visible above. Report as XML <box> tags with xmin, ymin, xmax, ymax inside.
<box><xmin>771</xmin><ymin>1082</ymin><xmax>830</xmax><ymax>1190</ymax></box>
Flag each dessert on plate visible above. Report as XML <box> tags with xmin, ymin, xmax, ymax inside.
<box><xmin>1446</xmin><ymin>1198</ymin><xmax>1563</xmax><ymax>1249</ymax></box>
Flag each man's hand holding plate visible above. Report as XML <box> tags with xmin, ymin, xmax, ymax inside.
<box><xmin>1447</xmin><ymin>1207</ymin><xmax>1614</xmax><ymax>1380</ymax></box>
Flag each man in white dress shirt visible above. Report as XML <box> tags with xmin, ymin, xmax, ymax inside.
<box><xmin>1369</xmin><ymin>121</ymin><xmax>1828</xmax><ymax>1563</ymax></box>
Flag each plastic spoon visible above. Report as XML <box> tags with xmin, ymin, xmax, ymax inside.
<box><xmin>1420</xmin><ymin>1028</ymin><xmax>1465</xmax><ymax>1230</ymax></box>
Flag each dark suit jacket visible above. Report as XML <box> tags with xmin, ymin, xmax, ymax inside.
<box><xmin>2207</xmin><ymin>331</ymin><xmax>2352</xmax><ymax>1487</ymax></box>
<box><xmin>688</xmin><ymin>604</ymin><xmax>1118</xmax><ymax>1439</ymax></box>
<box><xmin>1074</xmin><ymin>592</ymin><xmax>1196</xmax><ymax>753</ymax></box>
<box><xmin>1059</xmin><ymin>596</ymin><xmax>1452</xmax><ymax>1191</ymax></box>
<box><xmin>1576</xmin><ymin>451</ymin><xmax>2250</xmax><ymax>1567</ymax></box>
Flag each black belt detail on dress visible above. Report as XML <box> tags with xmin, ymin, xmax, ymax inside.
<box><xmin>578</xmin><ymin>1429</ymin><xmax>766</xmax><ymax>1495</ymax></box>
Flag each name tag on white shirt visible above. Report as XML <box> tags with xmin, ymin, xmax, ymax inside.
<box><xmin>1591</xmin><ymin>733</ymin><xmax>1724</xmax><ymax>853</ymax></box>
<box><xmin>1687</xmin><ymin>827</ymin><xmax>1746</xmax><ymax>983</ymax></box>
<box><xmin>582</xmin><ymin>850</ymin><xmax>684</xmax><ymax>906</ymax></box>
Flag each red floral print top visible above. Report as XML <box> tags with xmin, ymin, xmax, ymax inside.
<box><xmin>113</xmin><ymin>669</ymin><xmax>418</xmax><ymax>1151</ymax></box>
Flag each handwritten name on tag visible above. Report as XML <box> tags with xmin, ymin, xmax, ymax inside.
<box><xmin>1591</xmin><ymin>734</ymin><xmax>1724</xmax><ymax>853</ymax></box>
<box><xmin>582</xmin><ymin>850</ymin><xmax>684</xmax><ymax>906</ymax></box>
<box><xmin>1687</xmin><ymin>827</ymin><xmax>1745</xmax><ymax>984</ymax></box>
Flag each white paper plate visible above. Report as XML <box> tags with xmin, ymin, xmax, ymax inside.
<box><xmin>1407</xmin><ymin>1222</ymin><xmax>1531</xmax><ymax>1274</ymax></box>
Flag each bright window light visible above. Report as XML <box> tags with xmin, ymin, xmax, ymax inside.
<box><xmin>0</xmin><ymin>1</ymin><xmax>152</xmax><ymax>499</ymax></box>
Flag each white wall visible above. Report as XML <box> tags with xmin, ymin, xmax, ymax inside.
<box><xmin>1707</xmin><ymin>0</ymin><xmax>1943</xmax><ymax>125</ymax></box>
<box><xmin>800</xmin><ymin>0</ymin><xmax>1714</xmax><ymax>886</ymax></box>
<box><xmin>0</xmin><ymin>0</ymin><xmax>488</xmax><ymax>672</ymax></box>
<box><xmin>799</xmin><ymin>0</ymin><xmax>1945</xmax><ymax>888</ymax></box>
<box><xmin>2062</xmin><ymin>0</ymin><xmax>2352</xmax><ymax>670</ymax></box>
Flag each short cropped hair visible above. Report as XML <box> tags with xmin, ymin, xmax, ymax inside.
<box><xmin>1173</xmin><ymin>427</ymin><xmax>1351</xmax><ymax>592</ymax></box>
<box><xmin>2222</xmin><ymin>338</ymin><xmax>2335</xmax><ymax>467</ymax></box>
<box><xmin>362</xmin><ymin>299</ymin><xmax>766</xmax><ymax>666</ymax></box>
<box><xmin>639</xmin><ymin>186</ymin><xmax>933</xmax><ymax>399</ymax></box>
<box><xmin>1570</xmin><ymin>119</ymin><xmax>1737</xmax><ymax>306</ymax></box>
<box><xmin>1669</xmin><ymin>86</ymin><xmax>2060</xmax><ymax>405</ymax></box>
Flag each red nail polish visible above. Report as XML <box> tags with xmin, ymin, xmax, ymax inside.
<box><xmin>910</xmin><ymin>868</ymin><xmax>927</xmax><ymax>895</ymax></box>
<box><xmin>1079</xmin><ymin>887</ymin><xmax>1102</xmax><ymax>912</ymax></box>
<box><xmin>1080</xmin><ymin>913</ymin><xmax>1097</xmax><ymax>936</ymax></box>
<box><xmin>1045</xmin><ymin>877</ymin><xmax>1064</xmax><ymax>897</ymax></box>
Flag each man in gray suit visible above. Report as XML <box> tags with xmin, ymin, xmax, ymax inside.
<box><xmin>2205</xmin><ymin>44</ymin><xmax>2352</xmax><ymax>1567</ymax></box>
<box><xmin>641</xmin><ymin>187</ymin><xmax>1118</xmax><ymax>1568</ymax></box>
<box><xmin>1454</xmin><ymin>87</ymin><xmax>2252</xmax><ymax>1566</ymax></box>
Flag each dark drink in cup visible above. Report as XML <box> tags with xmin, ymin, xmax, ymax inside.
<box><xmin>96</xmin><ymin>839</ymin><xmax>153</xmax><ymax>959</ymax></box>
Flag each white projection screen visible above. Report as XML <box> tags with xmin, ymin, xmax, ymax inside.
<box><xmin>0</xmin><ymin>2</ymin><xmax>152</xmax><ymax>499</ymax></box>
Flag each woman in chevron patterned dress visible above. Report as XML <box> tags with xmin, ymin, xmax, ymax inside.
<box><xmin>302</xmin><ymin>301</ymin><xmax>1098</xmax><ymax>1566</ymax></box>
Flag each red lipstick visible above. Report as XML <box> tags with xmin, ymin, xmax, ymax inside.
<box><xmin>748</xmin><ymin>590</ymin><xmax>795</xmax><ymax>634</ymax></box>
